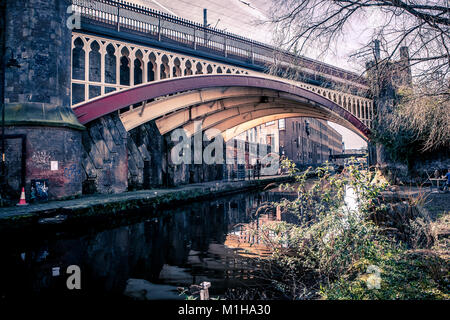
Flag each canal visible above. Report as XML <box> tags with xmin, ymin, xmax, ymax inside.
<box><xmin>0</xmin><ymin>186</ymin><xmax>296</xmax><ymax>301</ymax></box>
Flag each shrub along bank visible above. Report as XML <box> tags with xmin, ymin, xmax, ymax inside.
<box><xmin>242</xmin><ymin>160</ymin><xmax>449</xmax><ymax>300</ymax></box>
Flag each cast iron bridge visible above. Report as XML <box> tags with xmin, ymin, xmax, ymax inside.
<box><xmin>70</xmin><ymin>0</ymin><xmax>374</xmax><ymax>141</ymax></box>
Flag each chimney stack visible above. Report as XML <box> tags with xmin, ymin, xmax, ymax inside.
<box><xmin>374</xmin><ymin>40</ymin><xmax>381</xmax><ymax>61</ymax></box>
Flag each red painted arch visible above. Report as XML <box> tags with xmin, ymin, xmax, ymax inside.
<box><xmin>72</xmin><ymin>75</ymin><xmax>371</xmax><ymax>139</ymax></box>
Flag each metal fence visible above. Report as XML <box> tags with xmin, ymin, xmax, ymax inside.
<box><xmin>223</xmin><ymin>164</ymin><xmax>253</xmax><ymax>181</ymax></box>
<box><xmin>71</xmin><ymin>0</ymin><xmax>366</xmax><ymax>86</ymax></box>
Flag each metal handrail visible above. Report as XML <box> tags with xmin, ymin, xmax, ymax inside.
<box><xmin>71</xmin><ymin>0</ymin><xmax>368</xmax><ymax>87</ymax></box>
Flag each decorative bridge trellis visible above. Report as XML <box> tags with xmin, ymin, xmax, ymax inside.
<box><xmin>71</xmin><ymin>0</ymin><xmax>374</xmax><ymax>129</ymax></box>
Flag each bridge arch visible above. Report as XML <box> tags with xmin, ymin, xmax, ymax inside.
<box><xmin>73</xmin><ymin>75</ymin><xmax>371</xmax><ymax>141</ymax></box>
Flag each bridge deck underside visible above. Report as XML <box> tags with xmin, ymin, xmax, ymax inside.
<box><xmin>73</xmin><ymin>75</ymin><xmax>371</xmax><ymax>141</ymax></box>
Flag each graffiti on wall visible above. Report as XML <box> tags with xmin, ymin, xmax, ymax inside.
<box><xmin>31</xmin><ymin>179</ymin><xmax>49</xmax><ymax>202</ymax></box>
<box><xmin>32</xmin><ymin>151</ymin><xmax>52</xmax><ymax>168</ymax></box>
<box><xmin>63</xmin><ymin>163</ymin><xmax>81</xmax><ymax>182</ymax></box>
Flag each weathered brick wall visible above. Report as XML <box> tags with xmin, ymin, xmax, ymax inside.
<box><xmin>4</xmin><ymin>126</ymin><xmax>82</xmax><ymax>200</ymax></box>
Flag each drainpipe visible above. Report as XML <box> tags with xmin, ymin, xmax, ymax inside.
<box><xmin>203</xmin><ymin>9</ymin><xmax>208</xmax><ymax>45</ymax></box>
<box><xmin>203</xmin><ymin>8</ymin><xmax>208</xmax><ymax>29</ymax></box>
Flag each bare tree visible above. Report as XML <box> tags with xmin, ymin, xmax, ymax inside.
<box><xmin>267</xmin><ymin>0</ymin><xmax>449</xmax><ymax>96</ymax></box>
<box><xmin>385</xmin><ymin>85</ymin><xmax>450</xmax><ymax>151</ymax></box>
<box><xmin>267</xmin><ymin>0</ymin><xmax>449</xmax><ymax>152</ymax></box>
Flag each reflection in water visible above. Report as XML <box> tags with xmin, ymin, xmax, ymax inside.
<box><xmin>0</xmin><ymin>188</ymin><xmax>295</xmax><ymax>300</ymax></box>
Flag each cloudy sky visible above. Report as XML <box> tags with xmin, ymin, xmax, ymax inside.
<box><xmin>132</xmin><ymin>0</ymin><xmax>368</xmax><ymax>149</ymax></box>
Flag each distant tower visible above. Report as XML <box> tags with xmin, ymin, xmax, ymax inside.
<box><xmin>374</xmin><ymin>39</ymin><xmax>381</xmax><ymax>61</ymax></box>
<box><xmin>399</xmin><ymin>46</ymin><xmax>412</xmax><ymax>86</ymax></box>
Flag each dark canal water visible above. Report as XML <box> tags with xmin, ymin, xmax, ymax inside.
<box><xmin>0</xmin><ymin>187</ymin><xmax>295</xmax><ymax>301</ymax></box>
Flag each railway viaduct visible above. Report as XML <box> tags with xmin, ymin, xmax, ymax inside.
<box><xmin>1</xmin><ymin>0</ymin><xmax>382</xmax><ymax>200</ymax></box>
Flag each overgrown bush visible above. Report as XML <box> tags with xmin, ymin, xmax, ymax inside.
<box><xmin>247</xmin><ymin>160</ymin><xmax>449</xmax><ymax>300</ymax></box>
<box><xmin>373</xmin><ymin>86</ymin><xmax>450</xmax><ymax>169</ymax></box>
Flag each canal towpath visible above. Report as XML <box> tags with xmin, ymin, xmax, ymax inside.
<box><xmin>0</xmin><ymin>175</ymin><xmax>292</xmax><ymax>230</ymax></box>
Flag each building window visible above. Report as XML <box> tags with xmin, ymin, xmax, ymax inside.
<box><xmin>267</xmin><ymin>134</ymin><xmax>274</xmax><ymax>146</ymax></box>
<box><xmin>72</xmin><ymin>37</ymin><xmax>85</xmax><ymax>81</ymax></box>
<box><xmin>278</xmin><ymin>119</ymin><xmax>285</xmax><ymax>130</ymax></box>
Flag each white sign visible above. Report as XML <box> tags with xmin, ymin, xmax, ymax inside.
<box><xmin>50</xmin><ymin>161</ymin><xmax>58</xmax><ymax>171</ymax></box>
<box><xmin>52</xmin><ymin>267</ymin><xmax>60</xmax><ymax>277</ymax></box>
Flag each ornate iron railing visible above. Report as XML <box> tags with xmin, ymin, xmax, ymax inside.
<box><xmin>71</xmin><ymin>0</ymin><xmax>368</xmax><ymax>87</ymax></box>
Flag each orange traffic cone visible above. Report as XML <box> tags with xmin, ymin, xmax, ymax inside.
<box><xmin>16</xmin><ymin>187</ymin><xmax>28</xmax><ymax>206</ymax></box>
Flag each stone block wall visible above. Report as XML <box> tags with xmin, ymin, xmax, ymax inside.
<box><xmin>127</xmin><ymin>120</ymin><xmax>223</xmax><ymax>189</ymax></box>
<box><xmin>127</xmin><ymin>121</ymin><xmax>165</xmax><ymax>189</ymax></box>
<box><xmin>81</xmin><ymin>114</ymin><xmax>128</xmax><ymax>194</ymax></box>
<box><xmin>81</xmin><ymin>115</ymin><xmax>224</xmax><ymax>194</ymax></box>
<box><xmin>0</xmin><ymin>0</ymin><xmax>85</xmax><ymax>201</ymax></box>
<box><xmin>3</xmin><ymin>0</ymin><xmax>72</xmax><ymax>109</ymax></box>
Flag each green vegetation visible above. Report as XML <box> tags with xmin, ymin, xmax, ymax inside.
<box><xmin>250</xmin><ymin>160</ymin><xmax>449</xmax><ymax>300</ymax></box>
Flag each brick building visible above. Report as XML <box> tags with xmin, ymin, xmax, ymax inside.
<box><xmin>278</xmin><ymin>117</ymin><xmax>343</xmax><ymax>166</ymax></box>
<box><xmin>235</xmin><ymin>117</ymin><xmax>343</xmax><ymax>168</ymax></box>
<box><xmin>235</xmin><ymin>121</ymin><xmax>279</xmax><ymax>155</ymax></box>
